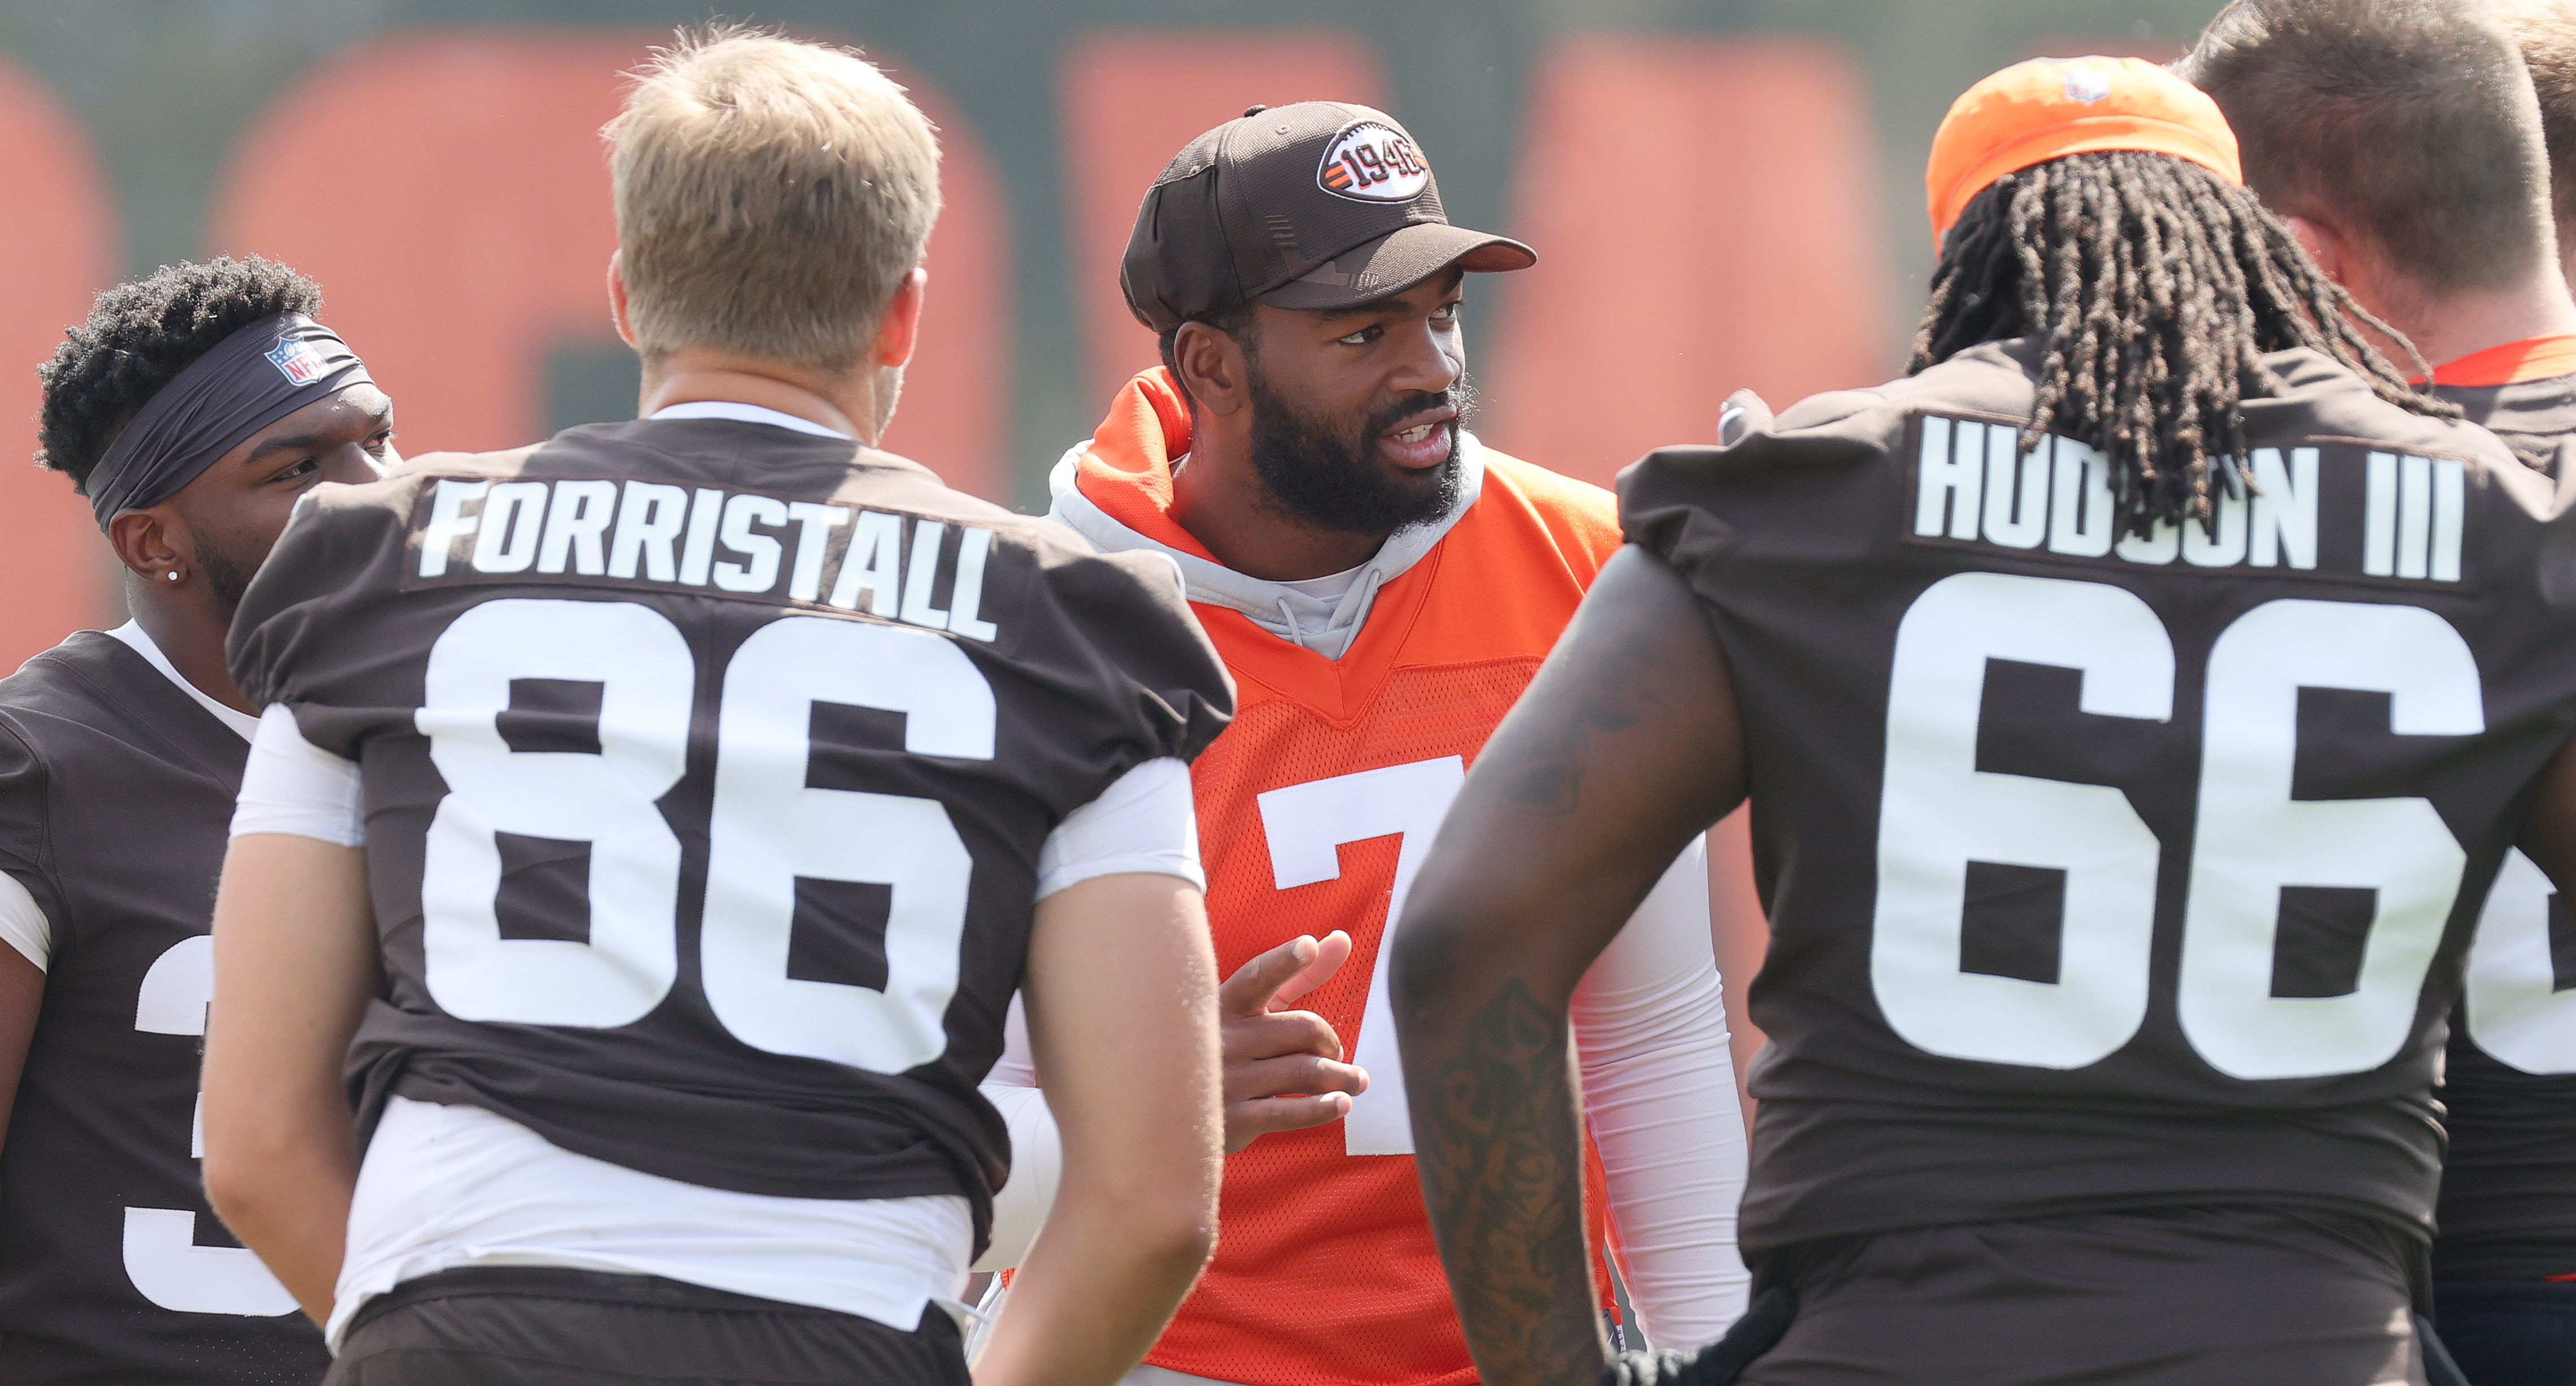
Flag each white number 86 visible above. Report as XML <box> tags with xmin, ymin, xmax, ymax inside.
<box><xmin>417</xmin><ymin>598</ymin><xmax>993</xmax><ymax>1072</ymax></box>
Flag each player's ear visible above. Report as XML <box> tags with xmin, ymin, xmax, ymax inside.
<box><xmin>2283</xmin><ymin>215</ymin><xmax>2348</xmax><ymax>288</ymax></box>
<box><xmin>606</xmin><ymin>250</ymin><xmax>638</xmax><ymax>348</ymax></box>
<box><xmin>106</xmin><ymin>506</ymin><xmax>193</xmax><ymax>587</ymax></box>
<box><xmin>872</xmin><ymin>267</ymin><xmax>927</xmax><ymax>370</ymax></box>
<box><xmin>1172</xmin><ymin>321</ymin><xmax>1249</xmax><ymax>420</ymax></box>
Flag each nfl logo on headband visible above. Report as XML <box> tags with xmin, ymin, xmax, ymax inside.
<box><xmin>83</xmin><ymin>310</ymin><xmax>374</xmax><ymax>531</ymax></box>
<box><xmin>265</xmin><ymin>333</ymin><xmax>329</xmax><ymax>386</ymax></box>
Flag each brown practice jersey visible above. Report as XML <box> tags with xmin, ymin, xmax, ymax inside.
<box><xmin>2430</xmin><ymin>352</ymin><xmax>2576</xmax><ymax>1281</ymax></box>
<box><xmin>224</xmin><ymin>417</ymin><xmax>1233</xmax><ymax>1249</ymax></box>
<box><xmin>0</xmin><ymin>634</ymin><xmax>327</xmax><ymax>1383</ymax></box>
<box><xmin>2435</xmin><ymin>369</ymin><xmax>2576</xmax><ymax>474</ymax></box>
<box><xmin>1622</xmin><ymin>339</ymin><xmax>2576</xmax><ymax>1261</ymax></box>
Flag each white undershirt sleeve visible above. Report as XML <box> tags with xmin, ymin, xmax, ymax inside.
<box><xmin>974</xmin><ymin>995</ymin><xmax>1058</xmax><ymax>1272</ymax></box>
<box><xmin>1572</xmin><ymin>835</ymin><xmax>1751</xmax><ymax>1350</ymax></box>
<box><xmin>976</xmin><ymin>759</ymin><xmax>1200</xmax><ymax>1268</ymax></box>
<box><xmin>231</xmin><ymin>704</ymin><xmax>366</xmax><ymax>846</ymax></box>
<box><xmin>1033</xmin><ymin>757</ymin><xmax>1200</xmax><ymax>897</ymax></box>
<box><xmin>0</xmin><ymin>870</ymin><xmax>51</xmax><ymax>972</ymax></box>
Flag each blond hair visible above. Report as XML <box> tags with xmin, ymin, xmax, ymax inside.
<box><xmin>607</xmin><ymin>28</ymin><xmax>941</xmax><ymax>373</ymax></box>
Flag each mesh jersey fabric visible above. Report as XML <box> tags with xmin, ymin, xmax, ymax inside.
<box><xmin>2432</xmin><ymin>360</ymin><xmax>2576</xmax><ymax>475</ymax></box>
<box><xmin>223</xmin><ymin>417</ymin><xmax>1235</xmax><ymax>1259</ymax></box>
<box><xmin>1622</xmin><ymin>338</ymin><xmax>2576</xmax><ymax>1262</ymax></box>
<box><xmin>0</xmin><ymin>633</ymin><xmax>327</xmax><ymax>1383</ymax></box>
<box><xmin>1063</xmin><ymin>372</ymin><xmax>1629</xmax><ymax>1386</ymax></box>
<box><xmin>2431</xmin><ymin>345</ymin><xmax>2576</xmax><ymax>1281</ymax></box>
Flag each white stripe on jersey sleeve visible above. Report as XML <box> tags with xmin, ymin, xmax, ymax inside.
<box><xmin>231</xmin><ymin>704</ymin><xmax>366</xmax><ymax>847</ymax></box>
<box><xmin>1032</xmin><ymin>757</ymin><xmax>1201</xmax><ymax>899</ymax></box>
<box><xmin>0</xmin><ymin>869</ymin><xmax>50</xmax><ymax>972</ymax></box>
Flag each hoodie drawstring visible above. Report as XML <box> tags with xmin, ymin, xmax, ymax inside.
<box><xmin>1274</xmin><ymin>597</ymin><xmax>1307</xmax><ymax>650</ymax></box>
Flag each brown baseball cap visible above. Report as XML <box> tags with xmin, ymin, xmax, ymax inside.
<box><xmin>1120</xmin><ymin>101</ymin><xmax>1536</xmax><ymax>334</ymax></box>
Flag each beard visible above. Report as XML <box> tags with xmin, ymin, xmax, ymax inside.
<box><xmin>1244</xmin><ymin>367</ymin><xmax>1472</xmax><ymax>538</ymax></box>
<box><xmin>186</xmin><ymin>520</ymin><xmax>263</xmax><ymax>622</ymax></box>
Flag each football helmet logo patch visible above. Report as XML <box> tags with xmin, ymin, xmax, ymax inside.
<box><xmin>265</xmin><ymin>333</ymin><xmax>330</xmax><ymax>386</ymax></box>
<box><xmin>2062</xmin><ymin>66</ymin><xmax>2112</xmax><ymax>104</ymax></box>
<box><xmin>1317</xmin><ymin>121</ymin><xmax>1431</xmax><ymax>202</ymax></box>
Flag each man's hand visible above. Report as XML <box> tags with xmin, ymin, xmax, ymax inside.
<box><xmin>1219</xmin><ymin>931</ymin><xmax>1367</xmax><ymax>1152</ymax></box>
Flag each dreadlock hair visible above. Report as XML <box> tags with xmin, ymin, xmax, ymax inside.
<box><xmin>36</xmin><ymin>256</ymin><xmax>322</xmax><ymax>495</ymax></box>
<box><xmin>1910</xmin><ymin>149</ymin><xmax>2458</xmax><ymax>536</ymax></box>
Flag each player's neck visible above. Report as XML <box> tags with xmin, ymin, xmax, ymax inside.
<box><xmin>2368</xmin><ymin>265</ymin><xmax>2576</xmax><ymax>376</ymax></box>
<box><xmin>1168</xmin><ymin>432</ymin><xmax>1391</xmax><ymax>582</ymax></box>
<box><xmin>638</xmin><ymin>352</ymin><xmax>876</xmax><ymax>444</ymax></box>
<box><xmin>130</xmin><ymin>585</ymin><xmax>252</xmax><ymax>715</ymax></box>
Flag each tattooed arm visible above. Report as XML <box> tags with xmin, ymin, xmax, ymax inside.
<box><xmin>1391</xmin><ymin>546</ymin><xmax>1748</xmax><ymax>1386</ymax></box>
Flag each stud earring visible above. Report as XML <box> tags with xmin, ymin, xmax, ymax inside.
<box><xmin>164</xmin><ymin>570</ymin><xmax>181</xmax><ymax>583</ymax></box>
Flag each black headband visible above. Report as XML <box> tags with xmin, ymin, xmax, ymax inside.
<box><xmin>87</xmin><ymin>312</ymin><xmax>374</xmax><ymax>530</ymax></box>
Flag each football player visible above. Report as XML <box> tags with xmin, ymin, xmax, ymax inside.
<box><xmin>975</xmin><ymin>101</ymin><xmax>1751</xmax><ymax>1386</ymax></box>
<box><xmin>2183</xmin><ymin>6</ymin><xmax>2576</xmax><ymax>1381</ymax></box>
<box><xmin>196</xmin><ymin>30</ymin><xmax>1234</xmax><ymax>1386</ymax></box>
<box><xmin>1395</xmin><ymin>57</ymin><xmax>2576</xmax><ymax>1386</ymax></box>
<box><xmin>2184</xmin><ymin>1</ymin><xmax>2576</xmax><ymax>460</ymax></box>
<box><xmin>0</xmin><ymin>256</ymin><xmax>395</xmax><ymax>1383</ymax></box>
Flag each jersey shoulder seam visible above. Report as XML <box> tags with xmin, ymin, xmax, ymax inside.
<box><xmin>0</xmin><ymin>706</ymin><xmax>67</xmax><ymax>942</ymax></box>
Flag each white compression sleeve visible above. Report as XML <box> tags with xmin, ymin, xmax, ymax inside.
<box><xmin>974</xmin><ymin>994</ymin><xmax>1057</xmax><ymax>1272</ymax></box>
<box><xmin>0</xmin><ymin>870</ymin><xmax>50</xmax><ymax>972</ymax></box>
<box><xmin>231</xmin><ymin>704</ymin><xmax>365</xmax><ymax>845</ymax></box>
<box><xmin>1033</xmin><ymin>758</ymin><xmax>1200</xmax><ymax>898</ymax></box>
<box><xmin>1572</xmin><ymin>835</ymin><xmax>1751</xmax><ymax>1349</ymax></box>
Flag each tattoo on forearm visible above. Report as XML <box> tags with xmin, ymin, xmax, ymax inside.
<box><xmin>1419</xmin><ymin>978</ymin><xmax>1604</xmax><ymax>1386</ymax></box>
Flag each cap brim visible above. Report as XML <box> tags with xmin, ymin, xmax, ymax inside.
<box><xmin>1258</xmin><ymin>222</ymin><xmax>1535</xmax><ymax>313</ymax></box>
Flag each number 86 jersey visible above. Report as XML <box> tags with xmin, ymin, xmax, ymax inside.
<box><xmin>224</xmin><ymin>417</ymin><xmax>1233</xmax><ymax>1249</ymax></box>
<box><xmin>1621</xmin><ymin>339</ymin><xmax>2576</xmax><ymax>1261</ymax></box>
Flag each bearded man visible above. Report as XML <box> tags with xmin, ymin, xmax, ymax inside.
<box><xmin>975</xmin><ymin>101</ymin><xmax>1752</xmax><ymax>1386</ymax></box>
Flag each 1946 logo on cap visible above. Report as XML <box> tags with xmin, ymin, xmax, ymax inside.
<box><xmin>1317</xmin><ymin>121</ymin><xmax>1430</xmax><ymax>202</ymax></box>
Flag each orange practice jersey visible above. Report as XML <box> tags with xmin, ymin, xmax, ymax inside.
<box><xmin>1077</xmin><ymin>370</ymin><xmax>1625</xmax><ymax>1386</ymax></box>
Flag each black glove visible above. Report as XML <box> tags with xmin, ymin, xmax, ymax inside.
<box><xmin>1598</xmin><ymin>1286</ymin><xmax>1797</xmax><ymax>1386</ymax></box>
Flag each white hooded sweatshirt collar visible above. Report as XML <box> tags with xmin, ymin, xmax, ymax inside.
<box><xmin>1044</xmin><ymin>434</ymin><xmax>1486</xmax><ymax>660</ymax></box>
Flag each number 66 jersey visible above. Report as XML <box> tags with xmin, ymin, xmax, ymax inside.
<box><xmin>1620</xmin><ymin>338</ymin><xmax>2576</xmax><ymax>1262</ymax></box>
<box><xmin>223</xmin><ymin>414</ymin><xmax>1233</xmax><ymax>1288</ymax></box>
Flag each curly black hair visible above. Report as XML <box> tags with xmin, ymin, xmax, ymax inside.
<box><xmin>1911</xmin><ymin>150</ymin><xmax>2455</xmax><ymax>536</ymax></box>
<box><xmin>36</xmin><ymin>256</ymin><xmax>323</xmax><ymax>495</ymax></box>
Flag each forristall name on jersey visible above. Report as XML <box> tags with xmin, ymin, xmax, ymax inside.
<box><xmin>403</xmin><ymin>474</ymin><xmax>1007</xmax><ymax>641</ymax></box>
<box><xmin>1908</xmin><ymin>411</ymin><xmax>2474</xmax><ymax>588</ymax></box>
